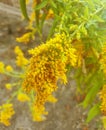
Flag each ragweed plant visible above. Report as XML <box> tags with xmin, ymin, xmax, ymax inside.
<box><xmin>0</xmin><ymin>0</ymin><xmax>106</xmax><ymax>129</ymax></box>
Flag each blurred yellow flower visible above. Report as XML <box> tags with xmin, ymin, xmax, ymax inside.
<box><xmin>14</xmin><ymin>46</ymin><xmax>23</xmax><ymax>55</ymax></box>
<box><xmin>17</xmin><ymin>93</ymin><xmax>30</xmax><ymax>102</ymax></box>
<box><xmin>0</xmin><ymin>103</ymin><xmax>15</xmax><ymax>126</ymax></box>
<box><xmin>46</xmin><ymin>9</ymin><xmax>54</xmax><ymax>20</ymax></box>
<box><xmin>14</xmin><ymin>46</ymin><xmax>28</xmax><ymax>67</ymax></box>
<box><xmin>0</xmin><ymin>62</ymin><xmax>5</xmax><ymax>73</ymax></box>
<box><xmin>26</xmin><ymin>0</ymin><xmax>29</xmax><ymax>4</ymax></box>
<box><xmin>31</xmin><ymin>104</ymin><xmax>48</xmax><ymax>122</ymax></box>
<box><xmin>47</xmin><ymin>95</ymin><xmax>57</xmax><ymax>103</ymax></box>
<box><xmin>100</xmin><ymin>45</ymin><xmax>106</xmax><ymax>76</ymax></box>
<box><xmin>5</xmin><ymin>65</ymin><xmax>13</xmax><ymax>72</ymax></box>
<box><xmin>5</xmin><ymin>84</ymin><xmax>12</xmax><ymax>90</ymax></box>
<box><xmin>16</xmin><ymin>32</ymin><xmax>33</xmax><ymax>44</ymax></box>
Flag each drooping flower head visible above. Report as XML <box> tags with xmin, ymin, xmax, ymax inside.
<box><xmin>22</xmin><ymin>33</ymin><xmax>77</xmax><ymax>121</ymax></box>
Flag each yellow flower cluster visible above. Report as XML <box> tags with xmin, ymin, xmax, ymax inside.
<box><xmin>31</xmin><ymin>95</ymin><xmax>57</xmax><ymax>121</ymax></box>
<box><xmin>16</xmin><ymin>32</ymin><xmax>34</xmax><ymax>44</ymax></box>
<box><xmin>0</xmin><ymin>62</ymin><xmax>13</xmax><ymax>74</ymax></box>
<box><xmin>5</xmin><ymin>83</ymin><xmax>12</xmax><ymax>90</ymax></box>
<box><xmin>0</xmin><ymin>62</ymin><xmax>5</xmax><ymax>73</ymax></box>
<box><xmin>100</xmin><ymin>45</ymin><xmax>106</xmax><ymax>75</ymax></box>
<box><xmin>31</xmin><ymin>104</ymin><xmax>48</xmax><ymax>121</ymax></box>
<box><xmin>17</xmin><ymin>93</ymin><xmax>30</xmax><ymax>102</ymax></box>
<box><xmin>26</xmin><ymin>0</ymin><xmax>29</xmax><ymax>4</ymax></box>
<box><xmin>0</xmin><ymin>103</ymin><xmax>15</xmax><ymax>126</ymax></box>
<box><xmin>23</xmin><ymin>33</ymin><xmax>77</xmax><ymax>121</ymax></box>
<box><xmin>14</xmin><ymin>46</ymin><xmax>28</xmax><ymax>67</ymax></box>
<box><xmin>46</xmin><ymin>9</ymin><xmax>54</xmax><ymax>20</ymax></box>
<box><xmin>100</xmin><ymin>85</ymin><xmax>106</xmax><ymax>115</ymax></box>
<box><xmin>5</xmin><ymin>65</ymin><xmax>13</xmax><ymax>72</ymax></box>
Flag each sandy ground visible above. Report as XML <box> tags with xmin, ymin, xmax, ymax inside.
<box><xmin>0</xmin><ymin>12</ymin><xmax>103</xmax><ymax>130</ymax></box>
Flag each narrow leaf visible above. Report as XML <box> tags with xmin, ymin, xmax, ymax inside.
<box><xmin>86</xmin><ymin>103</ymin><xmax>101</xmax><ymax>123</ymax></box>
<box><xmin>82</xmin><ymin>71</ymin><xmax>103</xmax><ymax>108</ymax></box>
<box><xmin>35</xmin><ymin>0</ymin><xmax>48</xmax><ymax>10</ymax></box>
<box><xmin>19</xmin><ymin>0</ymin><xmax>29</xmax><ymax>20</ymax></box>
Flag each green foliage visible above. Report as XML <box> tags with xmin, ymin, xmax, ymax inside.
<box><xmin>82</xmin><ymin>70</ymin><xmax>104</xmax><ymax>108</ymax></box>
<box><xmin>34</xmin><ymin>0</ymin><xmax>49</xmax><ymax>10</ymax></box>
<box><xmin>19</xmin><ymin>0</ymin><xmax>29</xmax><ymax>20</ymax></box>
<box><xmin>86</xmin><ymin>103</ymin><xmax>101</xmax><ymax>123</ymax></box>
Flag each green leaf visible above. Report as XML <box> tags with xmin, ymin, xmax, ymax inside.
<box><xmin>35</xmin><ymin>0</ymin><xmax>48</xmax><ymax>10</ymax></box>
<box><xmin>50</xmin><ymin>0</ymin><xmax>57</xmax><ymax>9</ymax></box>
<box><xmin>39</xmin><ymin>11</ymin><xmax>48</xmax><ymax>31</ymax></box>
<box><xmin>47</xmin><ymin>18</ymin><xmax>58</xmax><ymax>39</ymax></box>
<box><xmin>86</xmin><ymin>103</ymin><xmax>101</xmax><ymax>123</ymax></box>
<box><xmin>84</xmin><ymin>7</ymin><xmax>89</xmax><ymax>19</ymax></box>
<box><xmin>82</xmin><ymin>71</ymin><xmax>103</xmax><ymax>108</ymax></box>
<box><xmin>19</xmin><ymin>0</ymin><xmax>29</xmax><ymax>20</ymax></box>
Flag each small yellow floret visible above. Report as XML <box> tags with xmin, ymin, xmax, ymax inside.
<box><xmin>14</xmin><ymin>46</ymin><xmax>28</xmax><ymax>67</ymax></box>
<box><xmin>100</xmin><ymin>85</ymin><xmax>106</xmax><ymax>115</ymax></box>
<box><xmin>5</xmin><ymin>65</ymin><xmax>13</xmax><ymax>72</ymax></box>
<box><xmin>32</xmin><ymin>104</ymin><xmax>48</xmax><ymax>122</ymax></box>
<box><xmin>46</xmin><ymin>9</ymin><xmax>54</xmax><ymax>19</ymax></box>
<box><xmin>16</xmin><ymin>32</ymin><xmax>32</xmax><ymax>44</ymax></box>
<box><xmin>0</xmin><ymin>103</ymin><xmax>15</xmax><ymax>126</ymax></box>
<box><xmin>100</xmin><ymin>45</ymin><xmax>106</xmax><ymax>76</ymax></box>
<box><xmin>26</xmin><ymin>0</ymin><xmax>29</xmax><ymax>4</ymax></box>
<box><xmin>17</xmin><ymin>93</ymin><xmax>30</xmax><ymax>102</ymax></box>
<box><xmin>47</xmin><ymin>95</ymin><xmax>57</xmax><ymax>103</ymax></box>
<box><xmin>0</xmin><ymin>62</ymin><xmax>5</xmax><ymax>73</ymax></box>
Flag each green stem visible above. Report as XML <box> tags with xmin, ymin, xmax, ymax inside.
<box><xmin>4</xmin><ymin>72</ymin><xmax>22</xmax><ymax>78</ymax></box>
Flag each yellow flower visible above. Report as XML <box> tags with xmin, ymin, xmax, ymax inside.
<box><xmin>100</xmin><ymin>45</ymin><xmax>106</xmax><ymax>76</ymax></box>
<box><xmin>31</xmin><ymin>104</ymin><xmax>48</xmax><ymax>122</ymax></box>
<box><xmin>0</xmin><ymin>103</ymin><xmax>15</xmax><ymax>126</ymax></box>
<box><xmin>102</xmin><ymin>116</ymin><xmax>106</xmax><ymax>129</ymax></box>
<box><xmin>16</xmin><ymin>32</ymin><xmax>33</xmax><ymax>44</ymax></box>
<box><xmin>14</xmin><ymin>46</ymin><xmax>28</xmax><ymax>67</ymax></box>
<box><xmin>17</xmin><ymin>93</ymin><xmax>30</xmax><ymax>102</ymax></box>
<box><xmin>16</xmin><ymin>56</ymin><xmax>28</xmax><ymax>67</ymax></box>
<box><xmin>26</xmin><ymin>0</ymin><xmax>29</xmax><ymax>4</ymax></box>
<box><xmin>100</xmin><ymin>85</ymin><xmax>106</xmax><ymax>115</ymax></box>
<box><xmin>5</xmin><ymin>65</ymin><xmax>13</xmax><ymax>72</ymax></box>
<box><xmin>0</xmin><ymin>62</ymin><xmax>5</xmax><ymax>73</ymax></box>
<box><xmin>23</xmin><ymin>33</ymin><xmax>77</xmax><ymax>119</ymax></box>
<box><xmin>14</xmin><ymin>46</ymin><xmax>23</xmax><ymax>55</ymax></box>
<box><xmin>47</xmin><ymin>95</ymin><xmax>57</xmax><ymax>103</ymax></box>
<box><xmin>5</xmin><ymin>84</ymin><xmax>12</xmax><ymax>90</ymax></box>
<box><xmin>46</xmin><ymin>9</ymin><xmax>54</xmax><ymax>20</ymax></box>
